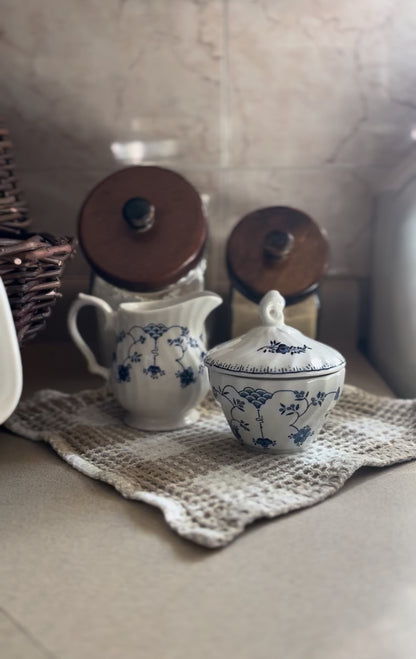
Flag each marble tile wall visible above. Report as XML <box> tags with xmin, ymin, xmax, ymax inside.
<box><xmin>1</xmin><ymin>0</ymin><xmax>416</xmax><ymax>306</ymax></box>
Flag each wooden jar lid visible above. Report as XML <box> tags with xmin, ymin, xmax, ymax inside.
<box><xmin>226</xmin><ymin>206</ymin><xmax>328</xmax><ymax>303</ymax></box>
<box><xmin>78</xmin><ymin>166</ymin><xmax>207</xmax><ymax>292</ymax></box>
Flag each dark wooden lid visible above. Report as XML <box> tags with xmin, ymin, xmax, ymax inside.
<box><xmin>78</xmin><ymin>166</ymin><xmax>207</xmax><ymax>292</ymax></box>
<box><xmin>226</xmin><ymin>206</ymin><xmax>328</xmax><ymax>303</ymax></box>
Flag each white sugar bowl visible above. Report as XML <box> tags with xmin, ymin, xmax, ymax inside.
<box><xmin>205</xmin><ymin>290</ymin><xmax>346</xmax><ymax>453</ymax></box>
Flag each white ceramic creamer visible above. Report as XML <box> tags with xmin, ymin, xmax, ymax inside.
<box><xmin>68</xmin><ymin>290</ymin><xmax>222</xmax><ymax>431</ymax></box>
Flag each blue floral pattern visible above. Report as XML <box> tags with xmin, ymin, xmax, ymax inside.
<box><xmin>114</xmin><ymin>322</ymin><xmax>205</xmax><ymax>388</ymax></box>
<box><xmin>238</xmin><ymin>387</ymin><xmax>273</xmax><ymax>409</ymax></box>
<box><xmin>143</xmin><ymin>364</ymin><xmax>165</xmax><ymax>379</ymax></box>
<box><xmin>142</xmin><ymin>323</ymin><xmax>170</xmax><ymax>340</ymax></box>
<box><xmin>257</xmin><ymin>340</ymin><xmax>311</xmax><ymax>355</ymax></box>
<box><xmin>117</xmin><ymin>364</ymin><xmax>131</xmax><ymax>383</ymax></box>
<box><xmin>177</xmin><ymin>366</ymin><xmax>196</xmax><ymax>388</ymax></box>
<box><xmin>253</xmin><ymin>437</ymin><xmax>276</xmax><ymax>448</ymax></box>
<box><xmin>290</xmin><ymin>425</ymin><xmax>314</xmax><ymax>446</ymax></box>
<box><xmin>213</xmin><ymin>384</ymin><xmax>341</xmax><ymax>449</ymax></box>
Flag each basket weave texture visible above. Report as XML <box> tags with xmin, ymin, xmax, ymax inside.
<box><xmin>0</xmin><ymin>125</ymin><xmax>30</xmax><ymax>233</ymax></box>
<box><xmin>0</xmin><ymin>122</ymin><xmax>76</xmax><ymax>344</ymax></box>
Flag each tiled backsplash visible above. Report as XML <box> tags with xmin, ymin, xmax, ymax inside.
<box><xmin>1</xmin><ymin>0</ymin><xmax>415</xmax><ymax>314</ymax></box>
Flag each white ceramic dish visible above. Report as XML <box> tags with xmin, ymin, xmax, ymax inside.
<box><xmin>68</xmin><ymin>290</ymin><xmax>222</xmax><ymax>431</ymax></box>
<box><xmin>205</xmin><ymin>290</ymin><xmax>345</xmax><ymax>453</ymax></box>
<box><xmin>0</xmin><ymin>277</ymin><xmax>22</xmax><ymax>425</ymax></box>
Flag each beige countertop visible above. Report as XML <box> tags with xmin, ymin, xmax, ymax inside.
<box><xmin>1</xmin><ymin>342</ymin><xmax>415</xmax><ymax>659</ymax></box>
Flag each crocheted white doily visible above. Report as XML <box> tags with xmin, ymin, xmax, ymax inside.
<box><xmin>6</xmin><ymin>385</ymin><xmax>416</xmax><ymax>548</ymax></box>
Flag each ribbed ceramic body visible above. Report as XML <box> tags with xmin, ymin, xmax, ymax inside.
<box><xmin>91</xmin><ymin>259</ymin><xmax>207</xmax><ymax>366</ymax></box>
<box><xmin>111</xmin><ymin>297</ymin><xmax>212</xmax><ymax>430</ymax></box>
<box><xmin>205</xmin><ymin>290</ymin><xmax>345</xmax><ymax>453</ymax></box>
<box><xmin>209</xmin><ymin>369</ymin><xmax>345</xmax><ymax>452</ymax></box>
<box><xmin>68</xmin><ymin>291</ymin><xmax>222</xmax><ymax>430</ymax></box>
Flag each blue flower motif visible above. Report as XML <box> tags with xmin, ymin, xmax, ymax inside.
<box><xmin>280</xmin><ymin>402</ymin><xmax>300</xmax><ymax>416</ymax></box>
<box><xmin>117</xmin><ymin>364</ymin><xmax>131</xmax><ymax>382</ymax></box>
<box><xmin>167</xmin><ymin>336</ymin><xmax>184</xmax><ymax>347</ymax></box>
<box><xmin>143</xmin><ymin>365</ymin><xmax>165</xmax><ymax>379</ymax></box>
<box><xmin>116</xmin><ymin>330</ymin><xmax>126</xmax><ymax>344</ymax></box>
<box><xmin>176</xmin><ymin>367</ymin><xmax>195</xmax><ymax>388</ymax></box>
<box><xmin>257</xmin><ymin>340</ymin><xmax>311</xmax><ymax>355</ymax></box>
<box><xmin>290</xmin><ymin>425</ymin><xmax>314</xmax><ymax>446</ymax></box>
<box><xmin>253</xmin><ymin>437</ymin><xmax>276</xmax><ymax>448</ymax></box>
<box><xmin>130</xmin><ymin>351</ymin><xmax>142</xmax><ymax>363</ymax></box>
<box><xmin>311</xmin><ymin>391</ymin><xmax>326</xmax><ymax>406</ymax></box>
<box><xmin>294</xmin><ymin>390</ymin><xmax>306</xmax><ymax>400</ymax></box>
<box><xmin>276</xmin><ymin>343</ymin><xmax>291</xmax><ymax>354</ymax></box>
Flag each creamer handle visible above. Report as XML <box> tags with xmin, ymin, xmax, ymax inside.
<box><xmin>67</xmin><ymin>293</ymin><xmax>113</xmax><ymax>380</ymax></box>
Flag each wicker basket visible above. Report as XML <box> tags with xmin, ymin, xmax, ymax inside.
<box><xmin>0</xmin><ymin>125</ymin><xmax>30</xmax><ymax>233</ymax></box>
<box><xmin>0</xmin><ymin>230</ymin><xmax>76</xmax><ymax>344</ymax></box>
<box><xmin>0</xmin><ymin>121</ymin><xmax>76</xmax><ymax>345</ymax></box>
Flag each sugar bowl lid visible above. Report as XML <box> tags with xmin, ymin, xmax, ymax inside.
<box><xmin>78</xmin><ymin>166</ymin><xmax>207</xmax><ymax>292</ymax></box>
<box><xmin>205</xmin><ymin>290</ymin><xmax>345</xmax><ymax>378</ymax></box>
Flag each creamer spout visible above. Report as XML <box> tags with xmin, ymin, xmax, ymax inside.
<box><xmin>192</xmin><ymin>291</ymin><xmax>223</xmax><ymax>320</ymax></box>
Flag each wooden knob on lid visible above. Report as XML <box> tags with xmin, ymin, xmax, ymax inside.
<box><xmin>122</xmin><ymin>197</ymin><xmax>155</xmax><ymax>232</ymax></box>
<box><xmin>227</xmin><ymin>206</ymin><xmax>328</xmax><ymax>304</ymax></box>
<box><xmin>263</xmin><ymin>230</ymin><xmax>295</xmax><ymax>262</ymax></box>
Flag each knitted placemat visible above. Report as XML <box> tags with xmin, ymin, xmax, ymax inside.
<box><xmin>6</xmin><ymin>385</ymin><xmax>416</xmax><ymax>548</ymax></box>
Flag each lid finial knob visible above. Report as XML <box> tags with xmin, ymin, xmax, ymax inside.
<box><xmin>263</xmin><ymin>230</ymin><xmax>294</xmax><ymax>262</ymax></box>
<box><xmin>260</xmin><ymin>290</ymin><xmax>286</xmax><ymax>327</ymax></box>
<box><xmin>122</xmin><ymin>197</ymin><xmax>155</xmax><ymax>232</ymax></box>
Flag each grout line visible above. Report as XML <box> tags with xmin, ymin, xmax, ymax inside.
<box><xmin>59</xmin><ymin>273</ymin><xmax>368</xmax><ymax>284</ymax></box>
<box><xmin>220</xmin><ymin>0</ymin><xmax>230</xmax><ymax>168</ymax></box>
<box><xmin>0</xmin><ymin>605</ymin><xmax>58</xmax><ymax>659</ymax></box>
<box><xmin>15</xmin><ymin>163</ymin><xmax>394</xmax><ymax>174</ymax></box>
